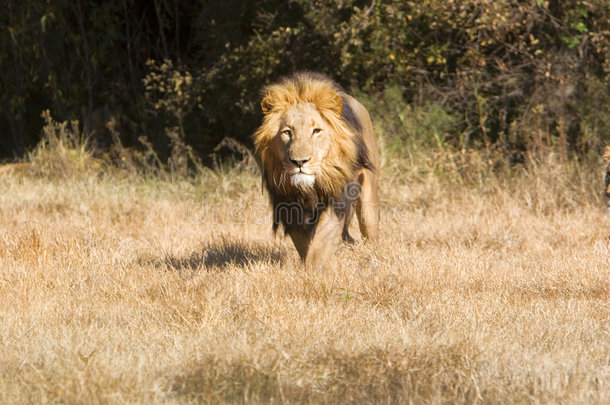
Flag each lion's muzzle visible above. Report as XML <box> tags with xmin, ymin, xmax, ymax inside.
<box><xmin>290</xmin><ymin>157</ymin><xmax>311</xmax><ymax>167</ymax></box>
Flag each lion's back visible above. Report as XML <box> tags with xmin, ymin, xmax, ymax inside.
<box><xmin>340</xmin><ymin>93</ymin><xmax>379</xmax><ymax>170</ymax></box>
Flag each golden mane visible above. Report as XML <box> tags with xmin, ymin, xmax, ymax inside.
<box><xmin>253</xmin><ymin>73</ymin><xmax>359</xmax><ymax>201</ymax></box>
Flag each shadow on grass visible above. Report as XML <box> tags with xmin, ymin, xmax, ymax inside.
<box><xmin>138</xmin><ymin>238</ymin><xmax>286</xmax><ymax>272</ymax></box>
<box><xmin>168</xmin><ymin>344</ymin><xmax>484</xmax><ymax>403</ymax></box>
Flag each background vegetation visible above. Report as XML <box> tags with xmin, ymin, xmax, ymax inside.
<box><xmin>2</xmin><ymin>0</ymin><xmax>609</xmax><ymax>163</ymax></box>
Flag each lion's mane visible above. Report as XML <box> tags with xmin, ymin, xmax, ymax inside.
<box><xmin>253</xmin><ymin>73</ymin><xmax>369</xmax><ymax>211</ymax></box>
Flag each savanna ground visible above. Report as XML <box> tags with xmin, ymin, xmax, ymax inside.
<box><xmin>0</xmin><ymin>136</ymin><xmax>609</xmax><ymax>403</ymax></box>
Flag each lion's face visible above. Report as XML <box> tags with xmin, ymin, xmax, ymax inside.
<box><xmin>274</xmin><ymin>103</ymin><xmax>332</xmax><ymax>189</ymax></box>
<box><xmin>254</xmin><ymin>74</ymin><xmax>359</xmax><ymax>200</ymax></box>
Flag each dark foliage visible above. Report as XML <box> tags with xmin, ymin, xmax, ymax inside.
<box><xmin>1</xmin><ymin>0</ymin><xmax>608</xmax><ymax>161</ymax></box>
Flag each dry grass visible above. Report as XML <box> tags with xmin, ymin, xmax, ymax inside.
<box><xmin>0</xmin><ymin>155</ymin><xmax>608</xmax><ymax>404</ymax></box>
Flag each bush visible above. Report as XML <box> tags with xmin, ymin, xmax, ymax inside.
<box><xmin>27</xmin><ymin>111</ymin><xmax>99</xmax><ymax>180</ymax></box>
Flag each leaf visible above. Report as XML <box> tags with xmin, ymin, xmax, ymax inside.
<box><xmin>560</xmin><ymin>34</ymin><xmax>580</xmax><ymax>49</ymax></box>
<box><xmin>574</xmin><ymin>22</ymin><xmax>587</xmax><ymax>33</ymax></box>
<box><xmin>40</xmin><ymin>12</ymin><xmax>55</xmax><ymax>33</ymax></box>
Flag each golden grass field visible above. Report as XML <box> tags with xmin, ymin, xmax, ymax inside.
<box><xmin>0</xmin><ymin>153</ymin><xmax>608</xmax><ymax>403</ymax></box>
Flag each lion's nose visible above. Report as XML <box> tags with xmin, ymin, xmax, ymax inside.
<box><xmin>290</xmin><ymin>158</ymin><xmax>311</xmax><ymax>167</ymax></box>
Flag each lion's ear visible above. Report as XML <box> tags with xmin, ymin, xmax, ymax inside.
<box><xmin>316</xmin><ymin>91</ymin><xmax>342</xmax><ymax>115</ymax></box>
<box><xmin>330</xmin><ymin>93</ymin><xmax>343</xmax><ymax>115</ymax></box>
<box><xmin>261</xmin><ymin>95</ymin><xmax>274</xmax><ymax>115</ymax></box>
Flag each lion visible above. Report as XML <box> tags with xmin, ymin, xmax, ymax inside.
<box><xmin>253</xmin><ymin>72</ymin><xmax>379</xmax><ymax>269</ymax></box>
<box><xmin>603</xmin><ymin>146</ymin><xmax>610</xmax><ymax>214</ymax></box>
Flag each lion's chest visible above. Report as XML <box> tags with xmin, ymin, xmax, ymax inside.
<box><xmin>270</xmin><ymin>190</ymin><xmax>349</xmax><ymax>234</ymax></box>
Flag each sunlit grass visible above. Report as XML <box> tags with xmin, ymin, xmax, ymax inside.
<box><xmin>0</xmin><ymin>155</ymin><xmax>608</xmax><ymax>403</ymax></box>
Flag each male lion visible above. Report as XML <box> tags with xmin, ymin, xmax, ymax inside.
<box><xmin>253</xmin><ymin>72</ymin><xmax>379</xmax><ymax>269</ymax></box>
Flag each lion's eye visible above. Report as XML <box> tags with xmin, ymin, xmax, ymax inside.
<box><xmin>281</xmin><ymin>129</ymin><xmax>292</xmax><ymax>138</ymax></box>
<box><xmin>312</xmin><ymin>128</ymin><xmax>322</xmax><ymax>135</ymax></box>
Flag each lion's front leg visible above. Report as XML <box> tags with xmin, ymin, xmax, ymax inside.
<box><xmin>287</xmin><ymin>208</ymin><xmax>342</xmax><ymax>270</ymax></box>
<box><xmin>306</xmin><ymin>207</ymin><xmax>343</xmax><ymax>269</ymax></box>
<box><xmin>287</xmin><ymin>228</ymin><xmax>311</xmax><ymax>261</ymax></box>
